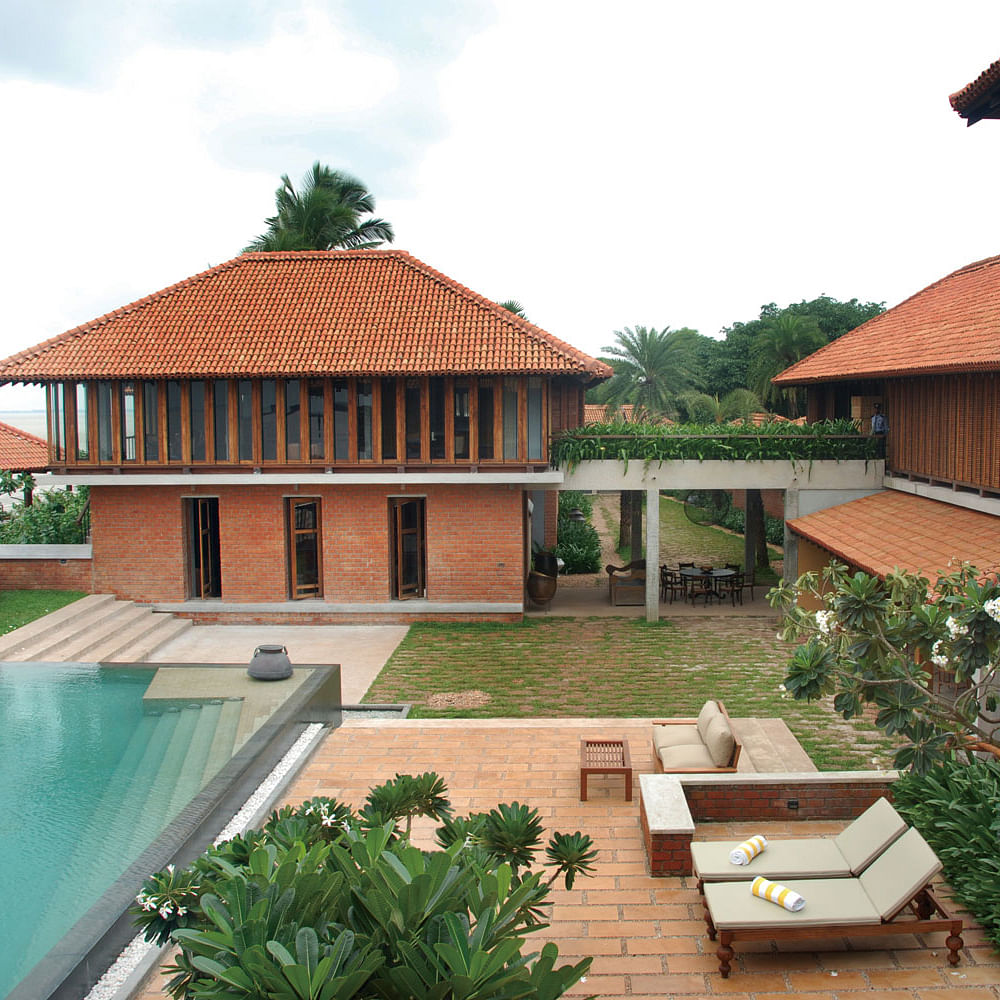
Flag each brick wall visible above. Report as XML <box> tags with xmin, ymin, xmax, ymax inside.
<box><xmin>681</xmin><ymin>776</ymin><xmax>895</xmax><ymax>823</ymax></box>
<box><xmin>0</xmin><ymin>558</ymin><xmax>92</xmax><ymax>591</ymax></box>
<box><xmin>89</xmin><ymin>483</ymin><xmax>526</xmax><ymax>609</ymax></box>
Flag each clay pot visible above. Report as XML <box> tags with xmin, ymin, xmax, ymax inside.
<box><xmin>248</xmin><ymin>643</ymin><xmax>293</xmax><ymax>680</ymax></box>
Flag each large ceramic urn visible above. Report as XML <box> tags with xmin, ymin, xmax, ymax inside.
<box><xmin>248</xmin><ymin>644</ymin><xmax>293</xmax><ymax>680</ymax></box>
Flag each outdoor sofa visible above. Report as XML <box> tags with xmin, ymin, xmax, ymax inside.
<box><xmin>651</xmin><ymin>699</ymin><xmax>742</xmax><ymax>773</ymax></box>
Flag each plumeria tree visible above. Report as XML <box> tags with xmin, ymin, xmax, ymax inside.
<box><xmin>770</xmin><ymin>561</ymin><xmax>1000</xmax><ymax>773</ymax></box>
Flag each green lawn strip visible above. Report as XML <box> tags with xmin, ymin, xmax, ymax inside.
<box><xmin>365</xmin><ymin>617</ymin><xmax>893</xmax><ymax>770</ymax></box>
<box><xmin>0</xmin><ymin>590</ymin><xmax>87</xmax><ymax>636</ymax></box>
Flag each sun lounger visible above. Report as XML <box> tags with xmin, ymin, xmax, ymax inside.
<box><xmin>691</xmin><ymin>797</ymin><xmax>907</xmax><ymax>887</ymax></box>
<box><xmin>702</xmin><ymin>827</ymin><xmax>963</xmax><ymax>977</ymax></box>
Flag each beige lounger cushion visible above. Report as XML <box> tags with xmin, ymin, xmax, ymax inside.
<box><xmin>703</xmin><ymin>714</ymin><xmax>735</xmax><ymax>767</ymax></box>
<box><xmin>692</xmin><ymin>839</ymin><xmax>852</xmax><ymax>881</ymax></box>
<box><xmin>704</xmin><ymin>877</ymin><xmax>879</xmax><ymax>930</ymax></box>
<box><xmin>834</xmin><ymin>797</ymin><xmax>908</xmax><ymax>874</ymax></box>
<box><xmin>697</xmin><ymin>699</ymin><xmax>721</xmax><ymax>739</ymax></box>
<box><xmin>858</xmin><ymin>827</ymin><xmax>942</xmax><ymax>919</ymax></box>
<box><xmin>652</xmin><ymin>724</ymin><xmax>701</xmax><ymax>751</ymax></box>
<box><xmin>658</xmin><ymin>743</ymin><xmax>716</xmax><ymax>770</ymax></box>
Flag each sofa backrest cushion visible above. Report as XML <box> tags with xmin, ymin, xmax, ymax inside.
<box><xmin>696</xmin><ymin>700</ymin><xmax>721</xmax><ymax>741</ymax></box>
<box><xmin>704</xmin><ymin>713</ymin><xmax>735</xmax><ymax>767</ymax></box>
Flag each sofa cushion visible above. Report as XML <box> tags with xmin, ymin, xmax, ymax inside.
<box><xmin>696</xmin><ymin>700</ymin><xmax>721</xmax><ymax>742</ymax></box>
<box><xmin>658</xmin><ymin>743</ymin><xmax>716</xmax><ymax>771</ymax></box>
<box><xmin>704</xmin><ymin>714</ymin><xmax>735</xmax><ymax>767</ymax></box>
<box><xmin>653</xmin><ymin>724</ymin><xmax>701</xmax><ymax>751</ymax></box>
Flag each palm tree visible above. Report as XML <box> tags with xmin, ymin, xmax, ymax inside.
<box><xmin>601</xmin><ymin>326</ymin><xmax>700</xmax><ymax>418</ymax></box>
<box><xmin>243</xmin><ymin>162</ymin><xmax>394</xmax><ymax>253</ymax></box>
<box><xmin>499</xmin><ymin>300</ymin><xmax>528</xmax><ymax>320</ymax></box>
<box><xmin>750</xmin><ymin>313</ymin><xmax>824</xmax><ymax>417</ymax></box>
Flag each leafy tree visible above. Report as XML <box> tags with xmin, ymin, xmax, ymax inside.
<box><xmin>770</xmin><ymin>561</ymin><xmax>1000</xmax><ymax>773</ymax></box>
<box><xmin>784</xmin><ymin>294</ymin><xmax>885</xmax><ymax>342</ymax></box>
<box><xmin>244</xmin><ymin>162</ymin><xmax>394</xmax><ymax>253</ymax></box>
<box><xmin>675</xmin><ymin>391</ymin><xmax>720</xmax><ymax>424</ymax></box>
<box><xmin>719</xmin><ymin>388</ymin><xmax>762</xmax><ymax>422</ymax></box>
<box><xmin>0</xmin><ymin>473</ymin><xmax>89</xmax><ymax>544</ymax></box>
<box><xmin>749</xmin><ymin>313</ymin><xmax>824</xmax><ymax>417</ymax></box>
<box><xmin>598</xmin><ymin>325</ymin><xmax>701</xmax><ymax>418</ymax></box>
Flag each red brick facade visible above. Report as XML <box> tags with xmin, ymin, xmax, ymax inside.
<box><xmin>0</xmin><ymin>557</ymin><xmax>92</xmax><ymax>591</ymax></box>
<box><xmin>730</xmin><ymin>488</ymin><xmax>785</xmax><ymax>520</ymax></box>
<box><xmin>89</xmin><ymin>483</ymin><xmax>527</xmax><ymax>611</ymax></box>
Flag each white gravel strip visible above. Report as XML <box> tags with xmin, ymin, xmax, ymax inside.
<box><xmin>83</xmin><ymin>723</ymin><xmax>325</xmax><ymax>1000</ymax></box>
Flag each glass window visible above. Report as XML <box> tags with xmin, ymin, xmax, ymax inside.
<box><xmin>405</xmin><ymin>379</ymin><xmax>422</xmax><ymax>460</ymax></box>
<box><xmin>333</xmin><ymin>380</ymin><xmax>349</xmax><ymax>461</ymax></box>
<box><xmin>120</xmin><ymin>382</ymin><xmax>137</xmax><ymax>461</ymax></box>
<box><xmin>143</xmin><ymin>382</ymin><xmax>159</xmax><ymax>461</ymax></box>
<box><xmin>381</xmin><ymin>379</ymin><xmax>397</xmax><ymax>460</ymax></box>
<box><xmin>190</xmin><ymin>381</ymin><xmax>207</xmax><ymax>462</ymax></box>
<box><xmin>477</xmin><ymin>381</ymin><xmax>494</xmax><ymax>460</ymax></box>
<box><xmin>75</xmin><ymin>383</ymin><xmax>89</xmax><ymax>461</ymax></box>
<box><xmin>49</xmin><ymin>383</ymin><xmax>65</xmax><ymax>461</ymax></box>
<box><xmin>261</xmin><ymin>379</ymin><xmax>277</xmax><ymax>461</ymax></box>
<box><xmin>285</xmin><ymin>380</ymin><xmax>301</xmax><ymax>460</ymax></box>
<box><xmin>503</xmin><ymin>379</ymin><xmax>519</xmax><ymax>460</ymax></box>
<box><xmin>288</xmin><ymin>498</ymin><xmax>322</xmax><ymax>598</ymax></box>
<box><xmin>429</xmin><ymin>377</ymin><xmax>446</xmax><ymax>460</ymax></box>
<box><xmin>527</xmin><ymin>377</ymin><xmax>543</xmax><ymax>461</ymax></box>
<box><xmin>237</xmin><ymin>380</ymin><xmax>253</xmax><ymax>461</ymax></box>
<box><xmin>213</xmin><ymin>381</ymin><xmax>229</xmax><ymax>462</ymax></box>
<box><xmin>166</xmin><ymin>380</ymin><xmax>183</xmax><ymax>462</ymax></box>
<box><xmin>454</xmin><ymin>381</ymin><xmax>470</xmax><ymax>460</ymax></box>
<box><xmin>96</xmin><ymin>381</ymin><xmax>113</xmax><ymax>462</ymax></box>
<box><xmin>308</xmin><ymin>382</ymin><xmax>325</xmax><ymax>460</ymax></box>
<box><xmin>357</xmin><ymin>381</ymin><xmax>373</xmax><ymax>460</ymax></box>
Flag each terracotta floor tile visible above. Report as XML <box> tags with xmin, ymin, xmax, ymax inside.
<box><xmin>710</xmin><ymin>972</ymin><xmax>791</xmax><ymax>993</ymax></box>
<box><xmin>787</xmin><ymin>969</ymin><xmax>868</xmax><ymax>990</ymax></box>
<box><xmin>936</xmin><ymin>967</ymin><xmax>1000</xmax><ymax>986</ymax></box>
<box><xmin>916</xmin><ymin>989</ymin><xmax>1000</xmax><ymax>1000</ymax></box>
<box><xmin>589</xmin><ymin>954</ymin><xmax>664</xmax><ymax>975</ymax></box>
<box><xmin>625</xmin><ymin>973</ymin><xmax>710</xmax><ymax>994</ymax></box>
<box><xmin>867</xmin><ymin>968</ymin><xmax>949</xmax><ymax>989</ymax></box>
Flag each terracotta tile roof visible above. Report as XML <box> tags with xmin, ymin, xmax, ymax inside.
<box><xmin>0</xmin><ymin>420</ymin><xmax>47</xmax><ymax>472</ymax></box>
<box><xmin>0</xmin><ymin>251</ymin><xmax>612</xmax><ymax>383</ymax></box>
<box><xmin>582</xmin><ymin>404</ymin><xmax>674</xmax><ymax>425</ymax></box>
<box><xmin>774</xmin><ymin>254</ymin><xmax>1000</xmax><ymax>384</ymax></box>
<box><xmin>950</xmin><ymin>58</ymin><xmax>1000</xmax><ymax>123</ymax></box>
<box><xmin>788</xmin><ymin>491</ymin><xmax>1000</xmax><ymax>580</ymax></box>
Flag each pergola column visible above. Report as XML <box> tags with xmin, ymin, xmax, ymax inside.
<box><xmin>645</xmin><ymin>486</ymin><xmax>660</xmax><ymax>622</ymax></box>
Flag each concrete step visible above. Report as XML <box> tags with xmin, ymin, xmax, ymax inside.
<box><xmin>0</xmin><ymin>594</ymin><xmax>116</xmax><ymax>660</ymax></box>
<box><xmin>42</xmin><ymin>603</ymin><xmax>152</xmax><ymax>661</ymax></box>
<box><xmin>1</xmin><ymin>597</ymin><xmax>138</xmax><ymax>661</ymax></box>
<box><xmin>112</xmin><ymin>614</ymin><xmax>192</xmax><ymax>663</ymax></box>
<box><xmin>202</xmin><ymin>698</ymin><xmax>243</xmax><ymax>783</ymax></box>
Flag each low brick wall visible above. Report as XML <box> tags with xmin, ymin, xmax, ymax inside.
<box><xmin>0</xmin><ymin>545</ymin><xmax>92</xmax><ymax>591</ymax></box>
<box><xmin>168</xmin><ymin>610</ymin><xmax>522</xmax><ymax>625</ymax></box>
<box><xmin>680</xmin><ymin>771</ymin><xmax>897</xmax><ymax>823</ymax></box>
<box><xmin>640</xmin><ymin>771</ymin><xmax>898</xmax><ymax>876</ymax></box>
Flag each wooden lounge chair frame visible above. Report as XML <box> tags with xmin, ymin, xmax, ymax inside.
<box><xmin>702</xmin><ymin>828</ymin><xmax>964</xmax><ymax>978</ymax></box>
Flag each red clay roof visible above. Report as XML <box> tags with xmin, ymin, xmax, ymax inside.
<box><xmin>950</xmin><ymin>58</ymin><xmax>1000</xmax><ymax>123</ymax></box>
<box><xmin>0</xmin><ymin>420</ymin><xmax>47</xmax><ymax>472</ymax></box>
<box><xmin>774</xmin><ymin>254</ymin><xmax>1000</xmax><ymax>385</ymax></box>
<box><xmin>788</xmin><ymin>491</ymin><xmax>1000</xmax><ymax>580</ymax></box>
<box><xmin>0</xmin><ymin>251</ymin><xmax>611</xmax><ymax>383</ymax></box>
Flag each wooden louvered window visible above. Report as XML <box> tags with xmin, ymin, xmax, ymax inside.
<box><xmin>405</xmin><ymin>380</ymin><xmax>422</xmax><ymax>460</ymax></box>
<box><xmin>429</xmin><ymin>377</ymin><xmax>446</xmax><ymax>460</ymax></box>
<box><xmin>333</xmin><ymin>380</ymin><xmax>350</xmax><ymax>461</ymax></box>
<box><xmin>166</xmin><ymin>381</ymin><xmax>183</xmax><ymax>462</ymax></box>
<box><xmin>48</xmin><ymin>383</ymin><xmax>65</xmax><ymax>462</ymax></box>
<box><xmin>120</xmin><ymin>382</ymin><xmax>137</xmax><ymax>461</ymax></box>
<box><xmin>287</xmin><ymin>498</ymin><xmax>322</xmax><ymax>598</ymax></box>
<box><xmin>527</xmin><ymin>377</ymin><xmax>544</xmax><ymax>461</ymax></box>
<box><xmin>308</xmin><ymin>382</ymin><xmax>325</xmax><ymax>460</ymax></box>
<box><xmin>285</xmin><ymin>380</ymin><xmax>301</xmax><ymax>461</ymax></box>
<box><xmin>477</xmin><ymin>380</ymin><xmax>494</xmax><ymax>460</ymax></box>
<box><xmin>454</xmin><ymin>381</ymin><xmax>470</xmax><ymax>460</ymax></box>
<box><xmin>75</xmin><ymin>383</ymin><xmax>90</xmax><ymax>461</ymax></box>
<box><xmin>237</xmin><ymin>380</ymin><xmax>253</xmax><ymax>461</ymax></box>
<box><xmin>261</xmin><ymin>379</ymin><xmax>278</xmax><ymax>461</ymax></box>
<box><xmin>190</xmin><ymin>381</ymin><xmax>207</xmax><ymax>462</ymax></box>
<box><xmin>213</xmin><ymin>381</ymin><xmax>230</xmax><ymax>462</ymax></box>
<box><xmin>381</xmin><ymin>378</ymin><xmax>397</xmax><ymax>460</ymax></box>
<box><xmin>357</xmin><ymin>381</ymin><xmax>373</xmax><ymax>460</ymax></box>
<box><xmin>143</xmin><ymin>382</ymin><xmax>160</xmax><ymax>462</ymax></box>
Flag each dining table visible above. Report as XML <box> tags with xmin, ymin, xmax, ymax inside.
<box><xmin>678</xmin><ymin>567</ymin><xmax>736</xmax><ymax>605</ymax></box>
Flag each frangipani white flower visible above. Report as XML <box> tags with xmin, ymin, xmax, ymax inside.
<box><xmin>984</xmin><ymin>597</ymin><xmax>1000</xmax><ymax>624</ymax></box>
<box><xmin>815</xmin><ymin>610</ymin><xmax>836</xmax><ymax>635</ymax></box>
<box><xmin>946</xmin><ymin>616</ymin><xmax>969</xmax><ymax>639</ymax></box>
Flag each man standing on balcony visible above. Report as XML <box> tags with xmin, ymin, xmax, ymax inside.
<box><xmin>871</xmin><ymin>402</ymin><xmax>888</xmax><ymax>458</ymax></box>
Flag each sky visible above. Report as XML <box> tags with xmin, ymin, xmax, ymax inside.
<box><xmin>2</xmin><ymin>0</ymin><xmax>1000</xmax><ymax>412</ymax></box>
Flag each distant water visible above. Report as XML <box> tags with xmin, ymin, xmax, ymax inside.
<box><xmin>0</xmin><ymin>410</ymin><xmax>47</xmax><ymax>438</ymax></box>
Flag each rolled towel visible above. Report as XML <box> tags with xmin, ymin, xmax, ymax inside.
<box><xmin>751</xmin><ymin>876</ymin><xmax>805</xmax><ymax>912</ymax></box>
<box><xmin>729</xmin><ymin>834</ymin><xmax>768</xmax><ymax>865</ymax></box>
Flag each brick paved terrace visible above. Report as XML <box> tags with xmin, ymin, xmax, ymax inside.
<box><xmin>137</xmin><ymin>719</ymin><xmax>1000</xmax><ymax>999</ymax></box>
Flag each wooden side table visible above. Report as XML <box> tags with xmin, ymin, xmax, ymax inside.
<box><xmin>580</xmin><ymin>737</ymin><xmax>633</xmax><ymax>801</ymax></box>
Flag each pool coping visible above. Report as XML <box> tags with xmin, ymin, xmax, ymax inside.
<box><xmin>6</xmin><ymin>661</ymin><xmax>342</xmax><ymax>1000</ymax></box>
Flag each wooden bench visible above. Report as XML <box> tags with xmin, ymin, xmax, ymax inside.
<box><xmin>606</xmin><ymin>560</ymin><xmax>646</xmax><ymax>606</ymax></box>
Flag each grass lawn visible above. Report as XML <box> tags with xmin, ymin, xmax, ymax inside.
<box><xmin>0</xmin><ymin>590</ymin><xmax>86</xmax><ymax>636</ymax></box>
<box><xmin>365</xmin><ymin>616</ymin><xmax>897</xmax><ymax>771</ymax></box>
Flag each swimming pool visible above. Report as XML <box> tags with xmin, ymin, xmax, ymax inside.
<box><xmin>0</xmin><ymin>663</ymin><xmax>251</xmax><ymax>997</ymax></box>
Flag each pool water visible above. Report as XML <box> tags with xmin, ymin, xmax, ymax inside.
<box><xmin>0</xmin><ymin>664</ymin><xmax>242</xmax><ymax>998</ymax></box>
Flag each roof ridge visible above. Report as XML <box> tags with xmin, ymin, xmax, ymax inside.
<box><xmin>0</xmin><ymin>419</ymin><xmax>46</xmax><ymax>446</ymax></box>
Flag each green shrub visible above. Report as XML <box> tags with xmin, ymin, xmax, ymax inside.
<box><xmin>132</xmin><ymin>775</ymin><xmax>596</xmax><ymax>1000</ymax></box>
<box><xmin>893</xmin><ymin>758</ymin><xmax>1000</xmax><ymax>947</ymax></box>
<box><xmin>719</xmin><ymin>506</ymin><xmax>784</xmax><ymax>546</ymax></box>
<box><xmin>0</xmin><ymin>485</ymin><xmax>90</xmax><ymax>544</ymax></box>
<box><xmin>554</xmin><ymin>518</ymin><xmax>601</xmax><ymax>574</ymax></box>
<box><xmin>557</xmin><ymin>490</ymin><xmax>593</xmax><ymax>521</ymax></box>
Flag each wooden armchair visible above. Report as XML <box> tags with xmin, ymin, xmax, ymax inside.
<box><xmin>606</xmin><ymin>559</ymin><xmax>646</xmax><ymax>606</ymax></box>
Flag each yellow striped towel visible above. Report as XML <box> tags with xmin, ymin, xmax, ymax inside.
<box><xmin>729</xmin><ymin>834</ymin><xmax>768</xmax><ymax>865</ymax></box>
<box><xmin>750</xmin><ymin>876</ymin><xmax>805</xmax><ymax>911</ymax></box>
